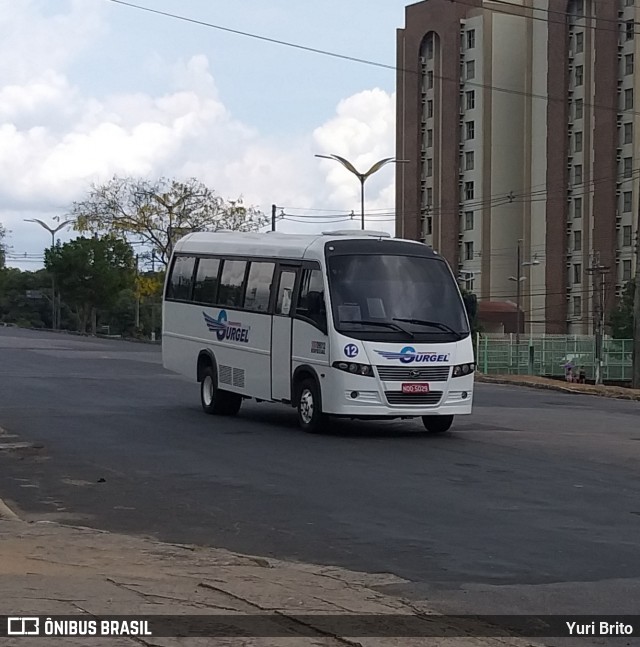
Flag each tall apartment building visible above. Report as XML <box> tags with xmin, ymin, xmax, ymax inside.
<box><xmin>396</xmin><ymin>0</ymin><xmax>639</xmax><ymax>335</ymax></box>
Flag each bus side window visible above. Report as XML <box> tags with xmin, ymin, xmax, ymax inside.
<box><xmin>276</xmin><ymin>271</ymin><xmax>296</xmax><ymax>316</ymax></box>
<box><xmin>296</xmin><ymin>269</ymin><xmax>326</xmax><ymax>332</ymax></box>
<box><xmin>167</xmin><ymin>256</ymin><xmax>196</xmax><ymax>301</ymax></box>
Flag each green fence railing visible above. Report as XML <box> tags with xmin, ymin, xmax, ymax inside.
<box><xmin>476</xmin><ymin>335</ymin><xmax>633</xmax><ymax>382</ymax></box>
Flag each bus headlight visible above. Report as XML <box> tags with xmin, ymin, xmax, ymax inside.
<box><xmin>332</xmin><ymin>362</ymin><xmax>374</xmax><ymax>377</ymax></box>
<box><xmin>452</xmin><ymin>363</ymin><xmax>475</xmax><ymax>377</ymax></box>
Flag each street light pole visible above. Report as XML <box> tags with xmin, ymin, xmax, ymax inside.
<box><xmin>24</xmin><ymin>218</ymin><xmax>74</xmax><ymax>330</ymax></box>
<box><xmin>315</xmin><ymin>154</ymin><xmax>407</xmax><ymax>230</ymax></box>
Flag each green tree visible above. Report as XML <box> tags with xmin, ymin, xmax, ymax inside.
<box><xmin>44</xmin><ymin>236</ymin><xmax>136</xmax><ymax>334</ymax></box>
<box><xmin>0</xmin><ymin>268</ymin><xmax>51</xmax><ymax>328</ymax></box>
<box><xmin>71</xmin><ymin>176</ymin><xmax>267</xmax><ymax>267</ymax></box>
<box><xmin>610</xmin><ymin>279</ymin><xmax>635</xmax><ymax>339</ymax></box>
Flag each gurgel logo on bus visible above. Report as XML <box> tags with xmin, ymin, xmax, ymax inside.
<box><xmin>203</xmin><ymin>310</ymin><xmax>251</xmax><ymax>343</ymax></box>
<box><xmin>375</xmin><ymin>346</ymin><xmax>450</xmax><ymax>364</ymax></box>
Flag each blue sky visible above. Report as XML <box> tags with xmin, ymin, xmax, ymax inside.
<box><xmin>1</xmin><ymin>0</ymin><xmax>412</xmax><ymax>268</ymax></box>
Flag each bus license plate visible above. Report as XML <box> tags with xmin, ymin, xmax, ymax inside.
<box><xmin>402</xmin><ymin>383</ymin><xmax>430</xmax><ymax>394</ymax></box>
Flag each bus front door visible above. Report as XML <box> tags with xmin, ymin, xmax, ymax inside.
<box><xmin>271</xmin><ymin>267</ymin><xmax>297</xmax><ymax>401</ymax></box>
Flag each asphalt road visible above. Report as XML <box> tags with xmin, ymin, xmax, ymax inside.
<box><xmin>1</xmin><ymin>327</ymin><xmax>640</xmax><ymax>623</ymax></box>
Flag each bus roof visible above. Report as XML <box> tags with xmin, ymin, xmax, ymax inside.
<box><xmin>172</xmin><ymin>230</ymin><xmax>436</xmax><ymax>262</ymax></box>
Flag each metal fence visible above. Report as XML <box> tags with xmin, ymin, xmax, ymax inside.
<box><xmin>476</xmin><ymin>335</ymin><xmax>634</xmax><ymax>382</ymax></box>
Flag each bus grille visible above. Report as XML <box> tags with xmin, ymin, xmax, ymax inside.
<box><xmin>384</xmin><ymin>391</ymin><xmax>443</xmax><ymax>406</ymax></box>
<box><xmin>376</xmin><ymin>366</ymin><xmax>450</xmax><ymax>382</ymax></box>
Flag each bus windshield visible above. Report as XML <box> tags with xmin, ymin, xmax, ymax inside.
<box><xmin>327</xmin><ymin>254</ymin><xmax>470</xmax><ymax>342</ymax></box>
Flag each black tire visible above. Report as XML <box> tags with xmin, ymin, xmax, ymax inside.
<box><xmin>200</xmin><ymin>366</ymin><xmax>242</xmax><ymax>416</ymax></box>
<box><xmin>421</xmin><ymin>414</ymin><xmax>454</xmax><ymax>434</ymax></box>
<box><xmin>296</xmin><ymin>378</ymin><xmax>327</xmax><ymax>433</ymax></box>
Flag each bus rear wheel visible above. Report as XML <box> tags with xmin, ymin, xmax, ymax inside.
<box><xmin>421</xmin><ymin>415</ymin><xmax>454</xmax><ymax>434</ymax></box>
<box><xmin>296</xmin><ymin>378</ymin><xmax>327</xmax><ymax>433</ymax></box>
<box><xmin>200</xmin><ymin>367</ymin><xmax>242</xmax><ymax>416</ymax></box>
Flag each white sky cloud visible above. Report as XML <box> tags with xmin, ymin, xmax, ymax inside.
<box><xmin>0</xmin><ymin>1</ymin><xmax>397</xmax><ymax>269</ymax></box>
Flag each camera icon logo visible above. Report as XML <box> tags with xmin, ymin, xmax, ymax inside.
<box><xmin>7</xmin><ymin>617</ymin><xmax>40</xmax><ymax>636</ymax></box>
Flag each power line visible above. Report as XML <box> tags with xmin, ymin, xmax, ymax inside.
<box><xmin>105</xmin><ymin>0</ymin><xmax>640</xmax><ymax>119</ymax></box>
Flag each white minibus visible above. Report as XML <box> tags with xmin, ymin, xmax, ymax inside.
<box><xmin>162</xmin><ymin>230</ymin><xmax>475</xmax><ymax>433</ymax></box>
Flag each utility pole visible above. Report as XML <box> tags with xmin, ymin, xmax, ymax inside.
<box><xmin>516</xmin><ymin>239</ymin><xmax>522</xmax><ymax>346</ymax></box>
<box><xmin>633</xmin><ymin>194</ymin><xmax>640</xmax><ymax>388</ymax></box>
<box><xmin>587</xmin><ymin>252</ymin><xmax>610</xmax><ymax>385</ymax></box>
<box><xmin>271</xmin><ymin>204</ymin><xmax>277</xmax><ymax>232</ymax></box>
<box><xmin>135</xmin><ymin>254</ymin><xmax>140</xmax><ymax>331</ymax></box>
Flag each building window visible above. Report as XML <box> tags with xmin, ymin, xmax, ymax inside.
<box><xmin>465</xmin><ymin>121</ymin><xmax>475</xmax><ymax>139</ymax></box>
<box><xmin>626</xmin><ymin>20</ymin><xmax>634</xmax><ymax>41</ymax></box>
<box><xmin>575</xmin><ymin>99</ymin><xmax>583</xmax><ymax>120</ymax></box>
<box><xmin>624</xmin><ymin>89</ymin><xmax>634</xmax><ymax>111</ymax></box>
<box><xmin>574</xmin><ymin>230</ymin><xmax>582</xmax><ymax>251</ymax></box>
<box><xmin>623</xmin><ymin>260</ymin><xmax>632</xmax><ymax>281</ymax></box>
<box><xmin>426</xmin><ymin>187</ymin><xmax>433</xmax><ymax>206</ymax></box>
<box><xmin>623</xmin><ymin>225</ymin><xmax>633</xmax><ymax>247</ymax></box>
<box><xmin>571</xmin><ymin>0</ymin><xmax>584</xmax><ymax>18</ymax></box>
<box><xmin>427</xmin><ymin>158</ymin><xmax>433</xmax><ymax>177</ymax></box>
<box><xmin>427</xmin><ymin>71</ymin><xmax>434</xmax><ymax>89</ymax></box>
<box><xmin>465</xmin><ymin>151</ymin><xmax>475</xmax><ymax>170</ymax></box>
<box><xmin>425</xmin><ymin>216</ymin><xmax>433</xmax><ymax>235</ymax></box>
<box><xmin>464</xmin><ymin>241</ymin><xmax>474</xmax><ymax>260</ymax></box>
<box><xmin>624</xmin><ymin>122</ymin><xmax>633</xmax><ymax>144</ymax></box>
<box><xmin>427</xmin><ymin>129</ymin><xmax>433</xmax><ymax>147</ymax></box>
<box><xmin>466</xmin><ymin>60</ymin><xmax>475</xmax><ymax>80</ymax></box>
<box><xmin>574</xmin><ymin>132</ymin><xmax>583</xmax><ymax>152</ymax></box>
<box><xmin>466</xmin><ymin>29</ymin><xmax>475</xmax><ymax>49</ymax></box>
<box><xmin>625</xmin><ymin>54</ymin><xmax>634</xmax><ymax>75</ymax></box>
<box><xmin>624</xmin><ymin>157</ymin><xmax>633</xmax><ymax>178</ymax></box>
<box><xmin>573</xmin><ymin>296</ymin><xmax>582</xmax><ymax>317</ymax></box>
<box><xmin>623</xmin><ymin>191</ymin><xmax>633</xmax><ymax>211</ymax></box>
<box><xmin>425</xmin><ymin>35</ymin><xmax>434</xmax><ymax>59</ymax></box>
<box><xmin>465</xmin><ymin>211</ymin><xmax>474</xmax><ymax>230</ymax></box>
<box><xmin>574</xmin><ymin>197</ymin><xmax>582</xmax><ymax>219</ymax></box>
<box><xmin>574</xmin><ymin>164</ymin><xmax>583</xmax><ymax>184</ymax></box>
<box><xmin>466</xmin><ymin>90</ymin><xmax>475</xmax><ymax>110</ymax></box>
<box><xmin>427</xmin><ymin>100</ymin><xmax>433</xmax><ymax>118</ymax></box>
<box><xmin>575</xmin><ymin>32</ymin><xmax>584</xmax><ymax>54</ymax></box>
<box><xmin>575</xmin><ymin>65</ymin><xmax>583</xmax><ymax>86</ymax></box>
<box><xmin>464</xmin><ymin>181</ymin><xmax>474</xmax><ymax>200</ymax></box>
<box><xmin>573</xmin><ymin>263</ymin><xmax>582</xmax><ymax>284</ymax></box>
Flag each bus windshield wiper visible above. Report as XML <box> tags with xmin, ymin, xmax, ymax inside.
<box><xmin>339</xmin><ymin>319</ymin><xmax>414</xmax><ymax>338</ymax></box>
<box><xmin>392</xmin><ymin>318</ymin><xmax>463</xmax><ymax>337</ymax></box>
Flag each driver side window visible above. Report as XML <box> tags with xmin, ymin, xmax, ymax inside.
<box><xmin>296</xmin><ymin>268</ymin><xmax>327</xmax><ymax>331</ymax></box>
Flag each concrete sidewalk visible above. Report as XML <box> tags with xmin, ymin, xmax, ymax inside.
<box><xmin>0</xmin><ymin>515</ymin><xmax>539</xmax><ymax>647</ymax></box>
<box><xmin>476</xmin><ymin>374</ymin><xmax>640</xmax><ymax>401</ymax></box>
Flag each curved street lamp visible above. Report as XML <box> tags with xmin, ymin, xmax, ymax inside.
<box><xmin>315</xmin><ymin>154</ymin><xmax>407</xmax><ymax>230</ymax></box>
<box><xmin>24</xmin><ymin>218</ymin><xmax>74</xmax><ymax>330</ymax></box>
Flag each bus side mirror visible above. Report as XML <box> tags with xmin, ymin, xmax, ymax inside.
<box><xmin>462</xmin><ymin>293</ymin><xmax>477</xmax><ymax>320</ymax></box>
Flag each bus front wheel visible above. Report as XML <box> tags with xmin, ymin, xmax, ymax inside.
<box><xmin>200</xmin><ymin>367</ymin><xmax>242</xmax><ymax>416</ymax></box>
<box><xmin>421</xmin><ymin>415</ymin><xmax>454</xmax><ymax>434</ymax></box>
<box><xmin>296</xmin><ymin>378</ymin><xmax>327</xmax><ymax>433</ymax></box>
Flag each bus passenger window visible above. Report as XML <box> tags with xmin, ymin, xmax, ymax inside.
<box><xmin>167</xmin><ymin>256</ymin><xmax>196</xmax><ymax>301</ymax></box>
<box><xmin>193</xmin><ymin>258</ymin><xmax>220</xmax><ymax>304</ymax></box>
<box><xmin>218</xmin><ymin>260</ymin><xmax>247</xmax><ymax>308</ymax></box>
<box><xmin>244</xmin><ymin>262</ymin><xmax>275</xmax><ymax>312</ymax></box>
<box><xmin>296</xmin><ymin>269</ymin><xmax>326</xmax><ymax>331</ymax></box>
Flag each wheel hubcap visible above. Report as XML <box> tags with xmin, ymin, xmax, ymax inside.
<box><xmin>300</xmin><ymin>389</ymin><xmax>314</xmax><ymax>424</ymax></box>
<box><xmin>203</xmin><ymin>376</ymin><xmax>214</xmax><ymax>406</ymax></box>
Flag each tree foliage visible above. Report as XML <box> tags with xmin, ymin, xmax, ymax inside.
<box><xmin>71</xmin><ymin>176</ymin><xmax>267</xmax><ymax>267</ymax></box>
<box><xmin>610</xmin><ymin>279</ymin><xmax>635</xmax><ymax>339</ymax></box>
<box><xmin>44</xmin><ymin>236</ymin><xmax>135</xmax><ymax>333</ymax></box>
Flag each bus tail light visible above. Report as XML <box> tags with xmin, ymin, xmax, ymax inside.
<box><xmin>332</xmin><ymin>362</ymin><xmax>374</xmax><ymax>377</ymax></box>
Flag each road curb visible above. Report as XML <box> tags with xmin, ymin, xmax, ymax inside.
<box><xmin>476</xmin><ymin>374</ymin><xmax>640</xmax><ymax>401</ymax></box>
